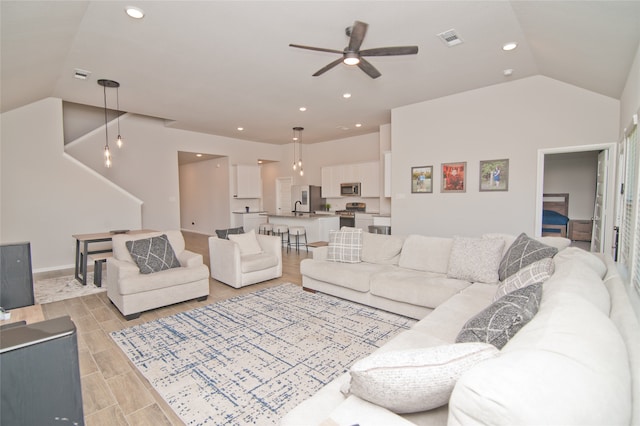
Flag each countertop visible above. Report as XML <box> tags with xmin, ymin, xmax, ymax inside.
<box><xmin>232</xmin><ymin>211</ymin><xmax>267</xmax><ymax>214</ymax></box>
<box><xmin>265</xmin><ymin>212</ymin><xmax>339</xmax><ymax>219</ymax></box>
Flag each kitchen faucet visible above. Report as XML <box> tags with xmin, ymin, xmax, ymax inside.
<box><xmin>294</xmin><ymin>200</ymin><xmax>302</xmax><ymax>213</ymax></box>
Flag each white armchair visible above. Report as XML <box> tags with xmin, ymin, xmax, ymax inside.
<box><xmin>208</xmin><ymin>232</ymin><xmax>282</xmax><ymax>288</ymax></box>
<box><xmin>107</xmin><ymin>230</ymin><xmax>210</xmax><ymax>320</ymax></box>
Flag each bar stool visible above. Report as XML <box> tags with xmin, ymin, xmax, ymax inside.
<box><xmin>258</xmin><ymin>223</ymin><xmax>273</xmax><ymax>235</ymax></box>
<box><xmin>272</xmin><ymin>224</ymin><xmax>289</xmax><ymax>248</ymax></box>
<box><xmin>288</xmin><ymin>226</ymin><xmax>308</xmax><ymax>253</ymax></box>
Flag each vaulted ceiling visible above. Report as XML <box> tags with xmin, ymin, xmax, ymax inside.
<box><xmin>2</xmin><ymin>1</ymin><xmax>639</xmax><ymax>144</ymax></box>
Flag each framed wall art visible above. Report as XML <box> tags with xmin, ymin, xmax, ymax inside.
<box><xmin>411</xmin><ymin>166</ymin><xmax>433</xmax><ymax>193</ymax></box>
<box><xmin>441</xmin><ymin>162</ymin><xmax>466</xmax><ymax>193</ymax></box>
<box><xmin>479</xmin><ymin>159</ymin><xmax>509</xmax><ymax>191</ymax></box>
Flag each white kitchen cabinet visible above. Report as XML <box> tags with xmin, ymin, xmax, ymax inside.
<box><xmin>321</xmin><ymin>161</ymin><xmax>379</xmax><ymax>198</ymax></box>
<box><xmin>355</xmin><ymin>213</ymin><xmax>374</xmax><ymax>232</ymax></box>
<box><xmin>233</xmin><ymin>164</ymin><xmax>261</xmax><ymax>199</ymax></box>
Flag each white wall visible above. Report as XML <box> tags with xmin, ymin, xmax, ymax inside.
<box><xmin>1</xmin><ymin>98</ymin><xmax>142</xmax><ymax>271</ymax></box>
<box><xmin>620</xmin><ymin>43</ymin><xmax>640</xmax><ymax>134</ymax></box>
<box><xmin>65</xmin><ymin>113</ymin><xmax>284</xmax><ymax>231</ymax></box>
<box><xmin>178</xmin><ymin>157</ymin><xmax>230</xmax><ymax>234</ymax></box>
<box><xmin>544</xmin><ymin>151</ymin><xmax>598</xmax><ymax>220</ymax></box>
<box><xmin>391</xmin><ymin>76</ymin><xmax>619</xmax><ymax>238</ymax></box>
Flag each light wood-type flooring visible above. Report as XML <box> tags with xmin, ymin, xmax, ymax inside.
<box><xmin>37</xmin><ymin>231</ymin><xmax>311</xmax><ymax>426</ymax></box>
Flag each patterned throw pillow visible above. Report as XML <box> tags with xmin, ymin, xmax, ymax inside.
<box><xmin>447</xmin><ymin>237</ymin><xmax>505</xmax><ymax>284</ymax></box>
<box><xmin>215</xmin><ymin>227</ymin><xmax>244</xmax><ymax>239</ymax></box>
<box><xmin>493</xmin><ymin>258</ymin><xmax>554</xmax><ymax>301</ymax></box>
<box><xmin>125</xmin><ymin>234</ymin><xmax>181</xmax><ymax>274</ymax></box>
<box><xmin>498</xmin><ymin>233</ymin><xmax>557</xmax><ymax>281</ymax></box>
<box><xmin>327</xmin><ymin>228</ymin><xmax>363</xmax><ymax>263</ymax></box>
<box><xmin>456</xmin><ymin>283</ymin><xmax>542</xmax><ymax>349</ymax></box>
<box><xmin>344</xmin><ymin>343</ymin><xmax>499</xmax><ymax>413</ymax></box>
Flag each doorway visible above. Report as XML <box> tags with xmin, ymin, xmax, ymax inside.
<box><xmin>535</xmin><ymin>143</ymin><xmax>617</xmax><ymax>253</ymax></box>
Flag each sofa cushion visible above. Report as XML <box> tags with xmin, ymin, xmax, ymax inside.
<box><xmin>494</xmin><ymin>257</ymin><xmax>554</xmax><ymax>301</ymax></box>
<box><xmin>240</xmin><ymin>252</ymin><xmax>278</xmax><ymax>273</ymax></box>
<box><xmin>370</xmin><ymin>269</ymin><xmax>470</xmax><ymax>309</ymax></box>
<box><xmin>228</xmin><ymin>229</ymin><xmax>263</xmax><ymax>255</ymax></box>
<box><xmin>117</xmin><ymin>264</ymin><xmax>210</xmax><ymax>295</ymax></box>
<box><xmin>449</xmin><ymin>293</ymin><xmax>631</xmax><ymax>426</ymax></box>
<box><xmin>344</xmin><ymin>343</ymin><xmax>499</xmax><ymax>413</ymax></box>
<box><xmin>554</xmin><ymin>247</ymin><xmax>607</xmax><ymax>278</ymax></box>
<box><xmin>498</xmin><ymin>233</ymin><xmax>557</xmax><ymax>280</ymax></box>
<box><xmin>125</xmin><ymin>234</ymin><xmax>181</xmax><ymax>274</ymax></box>
<box><xmin>361</xmin><ymin>232</ymin><xmax>404</xmax><ymax>265</ymax></box>
<box><xmin>301</xmin><ymin>260</ymin><xmax>389</xmax><ymax>293</ymax></box>
<box><xmin>398</xmin><ymin>235</ymin><xmax>453</xmax><ymax>274</ymax></box>
<box><xmin>327</xmin><ymin>228</ymin><xmax>363</xmax><ymax>263</ymax></box>
<box><xmin>456</xmin><ymin>283</ymin><xmax>542</xmax><ymax>349</ymax></box>
<box><xmin>215</xmin><ymin>226</ymin><xmax>244</xmax><ymax>239</ymax></box>
<box><xmin>447</xmin><ymin>237</ymin><xmax>504</xmax><ymax>284</ymax></box>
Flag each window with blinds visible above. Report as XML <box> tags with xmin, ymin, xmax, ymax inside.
<box><xmin>630</xmin><ymin>124</ymin><xmax>640</xmax><ymax>293</ymax></box>
<box><xmin>619</xmin><ymin>118</ymin><xmax>639</xmax><ymax>294</ymax></box>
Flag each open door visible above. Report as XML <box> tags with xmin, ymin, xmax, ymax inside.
<box><xmin>591</xmin><ymin>150</ymin><xmax>608</xmax><ymax>252</ymax></box>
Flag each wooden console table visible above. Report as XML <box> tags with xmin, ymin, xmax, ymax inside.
<box><xmin>72</xmin><ymin>230</ymin><xmax>154</xmax><ymax>286</ymax></box>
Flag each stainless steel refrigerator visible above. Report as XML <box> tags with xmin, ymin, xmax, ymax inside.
<box><xmin>291</xmin><ymin>185</ymin><xmax>325</xmax><ymax>213</ymax></box>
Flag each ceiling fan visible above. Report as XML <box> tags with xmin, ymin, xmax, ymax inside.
<box><xmin>289</xmin><ymin>20</ymin><xmax>419</xmax><ymax>79</ymax></box>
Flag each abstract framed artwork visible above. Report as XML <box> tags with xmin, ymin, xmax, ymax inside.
<box><xmin>479</xmin><ymin>159</ymin><xmax>509</xmax><ymax>191</ymax></box>
<box><xmin>441</xmin><ymin>162</ymin><xmax>466</xmax><ymax>193</ymax></box>
<box><xmin>411</xmin><ymin>166</ymin><xmax>433</xmax><ymax>193</ymax></box>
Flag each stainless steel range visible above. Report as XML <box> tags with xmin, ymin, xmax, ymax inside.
<box><xmin>335</xmin><ymin>202</ymin><xmax>366</xmax><ymax>228</ymax></box>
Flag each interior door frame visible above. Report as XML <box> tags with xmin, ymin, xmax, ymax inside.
<box><xmin>535</xmin><ymin>142</ymin><xmax>617</xmax><ymax>253</ymax></box>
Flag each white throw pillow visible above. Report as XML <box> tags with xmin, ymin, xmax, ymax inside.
<box><xmin>228</xmin><ymin>229</ymin><xmax>262</xmax><ymax>255</ymax></box>
<box><xmin>493</xmin><ymin>257</ymin><xmax>555</xmax><ymax>301</ymax></box>
<box><xmin>327</xmin><ymin>227</ymin><xmax>363</xmax><ymax>263</ymax></box>
<box><xmin>344</xmin><ymin>343</ymin><xmax>499</xmax><ymax>413</ymax></box>
<box><xmin>447</xmin><ymin>237</ymin><xmax>505</xmax><ymax>284</ymax></box>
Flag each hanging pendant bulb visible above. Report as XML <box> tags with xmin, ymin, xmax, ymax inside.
<box><xmin>293</xmin><ymin>126</ymin><xmax>304</xmax><ymax>174</ymax></box>
<box><xmin>115</xmin><ymin>86</ymin><xmax>123</xmax><ymax>148</ymax></box>
<box><xmin>299</xmin><ymin>167</ymin><xmax>304</xmax><ymax>177</ymax></box>
<box><xmin>104</xmin><ymin>145</ymin><xmax>112</xmax><ymax>168</ymax></box>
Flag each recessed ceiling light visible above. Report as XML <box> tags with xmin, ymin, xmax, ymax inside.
<box><xmin>503</xmin><ymin>68</ymin><xmax>514</xmax><ymax>76</ymax></box>
<box><xmin>342</xmin><ymin>93</ymin><xmax>352</xmax><ymax>99</ymax></box>
<box><xmin>502</xmin><ymin>42</ymin><xmax>518</xmax><ymax>51</ymax></box>
<box><xmin>196</xmin><ymin>154</ymin><xmax>203</xmax><ymax>157</ymax></box>
<box><xmin>299</xmin><ymin>107</ymin><xmax>307</xmax><ymax>112</ymax></box>
<box><xmin>355</xmin><ymin>123</ymin><xmax>362</xmax><ymax>128</ymax></box>
<box><xmin>125</xmin><ymin>6</ymin><xmax>145</xmax><ymax>19</ymax></box>
<box><xmin>237</xmin><ymin>127</ymin><xmax>244</xmax><ymax>131</ymax></box>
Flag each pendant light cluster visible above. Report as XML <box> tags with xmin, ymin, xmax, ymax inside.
<box><xmin>98</xmin><ymin>79</ymin><xmax>124</xmax><ymax>168</ymax></box>
<box><xmin>292</xmin><ymin>126</ymin><xmax>304</xmax><ymax>176</ymax></box>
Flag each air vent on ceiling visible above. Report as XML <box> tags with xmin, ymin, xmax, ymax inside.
<box><xmin>74</xmin><ymin>68</ymin><xmax>91</xmax><ymax>80</ymax></box>
<box><xmin>437</xmin><ymin>29</ymin><xmax>463</xmax><ymax>47</ymax></box>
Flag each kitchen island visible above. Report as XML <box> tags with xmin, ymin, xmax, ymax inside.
<box><xmin>264</xmin><ymin>213</ymin><xmax>339</xmax><ymax>243</ymax></box>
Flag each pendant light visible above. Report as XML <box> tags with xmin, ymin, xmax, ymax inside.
<box><xmin>115</xmin><ymin>85</ymin><xmax>123</xmax><ymax>148</ymax></box>
<box><xmin>97</xmin><ymin>79</ymin><xmax>121</xmax><ymax>167</ymax></box>
<box><xmin>293</xmin><ymin>127</ymin><xmax>304</xmax><ymax>176</ymax></box>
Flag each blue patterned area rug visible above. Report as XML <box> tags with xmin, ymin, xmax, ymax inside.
<box><xmin>110</xmin><ymin>283</ymin><xmax>416</xmax><ymax>425</ymax></box>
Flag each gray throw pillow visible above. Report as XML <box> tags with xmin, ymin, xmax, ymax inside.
<box><xmin>215</xmin><ymin>227</ymin><xmax>244</xmax><ymax>239</ymax></box>
<box><xmin>498</xmin><ymin>233</ymin><xmax>557</xmax><ymax>281</ymax></box>
<box><xmin>456</xmin><ymin>283</ymin><xmax>542</xmax><ymax>349</ymax></box>
<box><xmin>126</xmin><ymin>234</ymin><xmax>181</xmax><ymax>274</ymax></box>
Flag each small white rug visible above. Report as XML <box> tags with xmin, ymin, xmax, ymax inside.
<box><xmin>34</xmin><ymin>273</ymin><xmax>106</xmax><ymax>304</ymax></box>
<box><xmin>111</xmin><ymin>283</ymin><xmax>416</xmax><ymax>425</ymax></box>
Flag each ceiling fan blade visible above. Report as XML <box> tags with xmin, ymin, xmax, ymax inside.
<box><xmin>312</xmin><ymin>57</ymin><xmax>344</xmax><ymax>77</ymax></box>
<box><xmin>360</xmin><ymin>46</ymin><xmax>419</xmax><ymax>56</ymax></box>
<box><xmin>289</xmin><ymin>44</ymin><xmax>344</xmax><ymax>55</ymax></box>
<box><xmin>357</xmin><ymin>58</ymin><xmax>381</xmax><ymax>79</ymax></box>
<box><xmin>347</xmin><ymin>21</ymin><xmax>368</xmax><ymax>52</ymax></box>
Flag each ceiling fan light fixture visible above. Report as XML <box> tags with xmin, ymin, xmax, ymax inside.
<box><xmin>343</xmin><ymin>52</ymin><xmax>360</xmax><ymax>66</ymax></box>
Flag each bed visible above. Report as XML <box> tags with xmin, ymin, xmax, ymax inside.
<box><xmin>542</xmin><ymin>193</ymin><xmax>570</xmax><ymax>237</ymax></box>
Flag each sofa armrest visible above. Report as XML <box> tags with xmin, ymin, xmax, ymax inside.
<box><xmin>208</xmin><ymin>236</ymin><xmax>242</xmax><ymax>286</ymax></box>
<box><xmin>313</xmin><ymin>246</ymin><xmax>329</xmax><ymax>261</ymax></box>
<box><xmin>178</xmin><ymin>250</ymin><xmax>203</xmax><ymax>268</ymax></box>
<box><xmin>257</xmin><ymin>234</ymin><xmax>282</xmax><ymax>257</ymax></box>
<box><xmin>325</xmin><ymin>395</ymin><xmax>415</xmax><ymax>426</ymax></box>
<box><xmin>106</xmin><ymin>258</ymin><xmax>140</xmax><ymax>294</ymax></box>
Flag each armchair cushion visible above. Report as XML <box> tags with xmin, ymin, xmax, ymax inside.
<box><xmin>229</xmin><ymin>229</ymin><xmax>263</xmax><ymax>255</ymax></box>
<box><xmin>125</xmin><ymin>234</ymin><xmax>181</xmax><ymax>274</ymax></box>
<box><xmin>215</xmin><ymin>227</ymin><xmax>244</xmax><ymax>239</ymax></box>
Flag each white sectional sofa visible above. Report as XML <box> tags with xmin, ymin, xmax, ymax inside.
<box><xmin>282</xmin><ymin>230</ymin><xmax>640</xmax><ymax>425</ymax></box>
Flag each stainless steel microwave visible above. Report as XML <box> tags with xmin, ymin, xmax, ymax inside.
<box><xmin>340</xmin><ymin>182</ymin><xmax>361</xmax><ymax>196</ymax></box>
